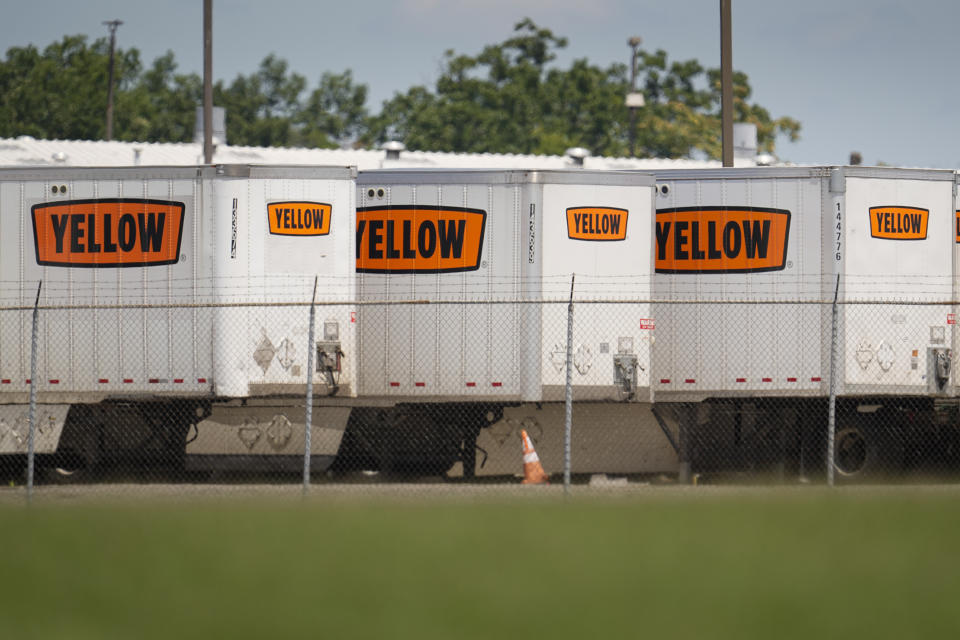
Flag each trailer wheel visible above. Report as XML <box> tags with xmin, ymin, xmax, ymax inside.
<box><xmin>833</xmin><ymin>412</ymin><xmax>904</xmax><ymax>479</ymax></box>
<box><xmin>43</xmin><ymin>405</ymin><xmax>102</xmax><ymax>483</ymax></box>
<box><xmin>834</xmin><ymin>425</ymin><xmax>874</xmax><ymax>477</ymax></box>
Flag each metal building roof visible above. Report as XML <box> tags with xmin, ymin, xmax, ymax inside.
<box><xmin>0</xmin><ymin>136</ymin><xmax>749</xmax><ymax>171</ymax></box>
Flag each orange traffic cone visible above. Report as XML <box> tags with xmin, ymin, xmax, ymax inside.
<box><xmin>520</xmin><ymin>429</ymin><xmax>549</xmax><ymax>484</ymax></box>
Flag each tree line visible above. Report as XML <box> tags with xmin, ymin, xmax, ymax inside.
<box><xmin>0</xmin><ymin>19</ymin><xmax>800</xmax><ymax>159</ymax></box>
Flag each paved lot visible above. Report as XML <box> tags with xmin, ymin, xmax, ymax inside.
<box><xmin>5</xmin><ymin>477</ymin><xmax>960</xmax><ymax>505</ymax></box>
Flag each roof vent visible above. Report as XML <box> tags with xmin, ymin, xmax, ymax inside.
<box><xmin>755</xmin><ymin>152</ymin><xmax>776</xmax><ymax>167</ymax></box>
<box><xmin>383</xmin><ymin>140</ymin><xmax>405</xmax><ymax>161</ymax></box>
<box><xmin>733</xmin><ymin>123</ymin><xmax>757</xmax><ymax>161</ymax></box>
<box><xmin>565</xmin><ymin>147</ymin><xmax>590</xmax><ymax>167</ymax></box>
<box><xmin>51</xmin><ymin>151</ymin><xmax>67</xmax><ymax>163</ymax></box>
<box><xmin>193</xmin><ymin>106</ymin><xmax>227</xmax><ymax>146</ymax></box>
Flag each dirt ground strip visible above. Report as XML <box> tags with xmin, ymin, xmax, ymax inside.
<box><xmin>4</xmin><ymin>478</ymin><xmax>960</xmax><ymax>506</ymax></box>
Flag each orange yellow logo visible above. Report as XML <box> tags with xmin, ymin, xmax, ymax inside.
<box><xmin>566</xmin><ymin>207</ymin><xmax>628</xmax><ymax>241</ymax></box>
<box><xmin>356</xmin><ymin>206</ymin><xmax>486</xmax><ymax>273</ymax></box>
<box><xmin>268</xmin><ymin>201</ymin><xmax>331</xmax><ymax>236</ymax></box>
<box><xmin>869</xmin><ymin>206</ymin><xmax>927</xmax><ymax>240</ymax></box>
<box><xmin>655</xmin><ymin>207</ymin><xmax>790</xmax><ymax>274</ymax></box>
<box><xmin>32</xmin><ymin>199</ymin><xmax>184</xmax><ymax>267</ymax></box>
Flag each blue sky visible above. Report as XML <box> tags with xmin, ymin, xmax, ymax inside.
<box><xmin>3</xmin><ymin>0</ymin><xmax>958</xmax><ymax>168</ymax></box>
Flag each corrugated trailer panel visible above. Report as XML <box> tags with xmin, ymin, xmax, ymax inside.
<box><xmin>539</xmin><ymin>179</ymin><xmax>655</xmax><ymax>400</ymax></box>
<box><xmin>184</xmin><ymin>166</ymin><xmax>357</xmax><ymax>467</ymax></box>
<box><xmin>356</xmin><ymin>174</ymin><xmax>524</xmax><ymax>398</ymax></box>
<box><xmin>839</xmin><ymin>169</ymin><xmax>955</xmax><ymax>394</ymax></box>
<box><xmin>209</xmin><ymin>166</ymin><xmax>357</xmax><ymax>398</ymax></box>
<box><xmin>650</xmin><ymin>167</ymin><xmax>956</xmax><ymax>400</ymax></box>
<box><xmin>356</xmin><ymin>170</ymin><xmax>656</xmax><ymax>402</ymax></box>
<box><xmin>0</xmin><ymin>165</ymin><xmax>356</xmax><ymax>402</ymax></box>
<box><xmin>0</xmin><ymin>167</ymin><xmax>210</xmax><ymax>397</ymax></box>
<box><xmin>651</xmin><ymin>168</ymin><xmax>826</xmax><ymax>397</ymax></box>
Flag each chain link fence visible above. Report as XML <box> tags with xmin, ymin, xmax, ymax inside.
<box><xmin>2</xmin><ymin>284</ymin><xmax>959</xmax><ymax>499</ymax></box>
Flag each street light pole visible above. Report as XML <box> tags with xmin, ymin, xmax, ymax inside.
<box><xmin>626</xmin><ymin>36</ymin><xmax>644</xmax><ymax>158</ymax></box>
<box><xmin>103</xmin><ymin>19</ymin><xmax>123</xmax><ymax>141</ymax></box>
<box><xmin>720</xmin><ymin>0</ymin><xmax>734</xmax><ymax>167</ymax></box>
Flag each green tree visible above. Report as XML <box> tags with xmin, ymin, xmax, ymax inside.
<box><xmin>633</xmin><ymin>50</ymin><xmax>800</xmax><ymax>158</ymax></box>
<box><xmin>295</xmin><ymin>70</ymin><xmax>369</xmax><ymax>148</ymax></box>
<box><xmin>0</xmin><ymin>28</ymin><xmax>798</xmax><ymax>160</ymax></box>
<box><xmin>371</xmin><ymin>18</ymin><xmax>800</xmax><ymax>159</ymax></box>
<box><xmin>707</xmin><ymin>68</ymin><xmax>801</xmax><ymax>157</ymax></box>
<box><xmin>369</xmin><ymin>18</ymin><xmax>579</xmax><ymax>154</ymax></box>
<box><xmin>539</xmin><ymin>58</ymin><xmax>631</xmax><ymax>156</ymax></box>
<box><xmin>117</xmin><ymin>51</ymin><xmax>202</xmax><ymax>143</ymax></box>
<box><xmin>0</xmin><ymin>35</ymin><xmax>140</xmax><ymax>140</ymax></box>
<box><xmin>213</xmin><ymin>54</ymin><xmax>306</xmax><ymax>147</ymax></box>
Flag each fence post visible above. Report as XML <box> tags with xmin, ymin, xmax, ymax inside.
<box><xmin>26</xmin><ymin>281</ymin><xmax>41</xmax><ymax>503</ymax></box>
<box><xmin>303</xmin><ymin>277</ymin><xmax>318</xmax><ymax>496</ymax></box>
<box><xmin>564</xmin><ymin>275</ymin><xmax>575</xmax><ymax>495</ymax></box>
<box><xmin>827</xmin><ymin>275</ymin><xmax>840</xmax><ymax>487</ymax></box>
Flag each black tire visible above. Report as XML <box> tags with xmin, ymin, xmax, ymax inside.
<box><xmin>834</xmin><ymin>424</ymin><xmax>877</xmax><ymax>477</ymax></box>
<box><xmin>39</xmin><ymin>447</ymin><xmax>94</xmax><ymax>484</ymax></box>
<box><xmin>833</xmin><ymin>412</ymin><xmax>905</xmax><ymax>480</ymax></box>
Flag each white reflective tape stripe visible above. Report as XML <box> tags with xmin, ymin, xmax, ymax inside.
<box><xmin>523</xmin><ymin>451</ymin><xmax>540</xmax><ymax>464</ymax></box>
<box><xmin>521</xmin><ymin>431</ymin><xmax>533</xmax><ymax>450</ymax></box>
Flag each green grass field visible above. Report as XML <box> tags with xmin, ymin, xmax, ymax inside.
<box><xmin>1</xmin><ymin>488</ymin><xmax>958</xmax><ymax>639</ymax></box>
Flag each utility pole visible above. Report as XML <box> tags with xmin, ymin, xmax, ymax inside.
<box><xmin>626</xmin><ymin>36</ymin><xmax>645</xmax><ymax>158</ymax></box>
<box><xmin>203</xmin><ymin>0</ymin><xmax>214</xmax><ymax>164</ymax></box>
<box><xmin>720</xmin><ymin>0</ymin><xmax>734</xmax><ymax>167</ymax></box>
<box><xmin>103</xmin><ymin>19</ymin><xmax>123</xmax><ymax>141</ymax></box>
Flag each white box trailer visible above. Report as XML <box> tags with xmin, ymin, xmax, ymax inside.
<box><xmin>337</xmin><ymin>169</ymin><xmax>670</xmax><ymax>476</ymax></box>
<box><xmin>0</xmin><ymin>165</ymin><xmax>357</xmax><ymax>473</ymax></box>
<box><xmin>354</xmin><ymin>169</ymin><xmax>655</xmax><ymax>401</ymax></box>
<box><xmin>648</xmin><ymin>166</ymin><xmax>957</xmax><ymax>478</ymax></box>
<box><xmin>6</xmin><ymin>162</ymin><xmax>953</xmax><ymax>481</ymax></box>
<box><xmin>652</xmin><ymin>166</ymin><xmax>826</xmax><ymax>397</ymax></box>
<box><xmin>835</xmin><ymin>167</ymin><xmax>954</xmax><ymax>396</ymax></box>
<box><xmin>651</xmin><ymin>166</ymin><xmax>955</xmax><ymax>396</ymax></box>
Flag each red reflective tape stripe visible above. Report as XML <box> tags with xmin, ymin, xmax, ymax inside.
<box><xmin>660</xmin><ymin>379</ymin><xmax>670</xmax><ymax>384</ymax></box>
<box><xmin>98</xmin><ymin>379</ymin><xmax>109</xmax><ymax>383</ymax></box>
<box><xmin>762</xmin><ymin>377</ymin><xmax>772</xmax><ymax>382</ymax></box>
<box><xmin>811</xmin><ymin>377</ymin><xmax>822</xmax><ymax>382</ymax></box>
<box><xmin>174</xmin><ymin>379</ymin><xmax>184</xmax><ymax>384</ymax></box>
<box><xmin>48</xmin><ymin>380</ymin><xmax>59</xmax><ymax>384</ymax></box>
<box><xmin>787</xmin><ymin>377</ymin><xmax>797</xmax><ymax>382</ymax></box>
<box><xmin>123</xmin><ymin>379</ymin><xmax>134</xmax><ymax>384</ymax></box>
<box><xmin>25</xmin><ymin>379</ymin><xmax>30</xmax><ymax>384</ymax></box>
<box><xmin>149</xmin><ymin>379</ymin><xmax>160</xmax><ymax>384</ymax></box>
<box><xmin>197</xmin><ymin>378</ymin><xmax>207</xmax><ymax>383</ymax></box>
<box><xmin>414</xmin><ymin>382</ymin><xmax>425</xmax><ymax>387</ymax></box>
<box><xmin>736</xmin><ymin>378</ymin><xmax>746</xmax><ymax>383</ymax></box>
<box><xmin>389</xmin><ymin>382</ymin><xmax>400</xmax><ymax>387</ymax></box>
<box><xmin>1</xmin><ymin>380</ymin><xmax>10</xmax><ymax>384</ymax></box>
<box><xmin>465</xmin><ymin>382</ymin><xmax>476</xmax><ymax>387</ymax></box>
<box><xmin>685</xmin><ymin>379</ymin><xmax>695</xmax><ymax>384</ymax></box>
<box><xmin>491</xmin><ymin>382</ymin><xmax>503</xmax><ymax>387</ymax></box>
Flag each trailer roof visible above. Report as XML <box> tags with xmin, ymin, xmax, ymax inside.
<box><xmin>357</xmin><ymin>168</ymin><xmax>656</xmax><ymax>186</ymax></box>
